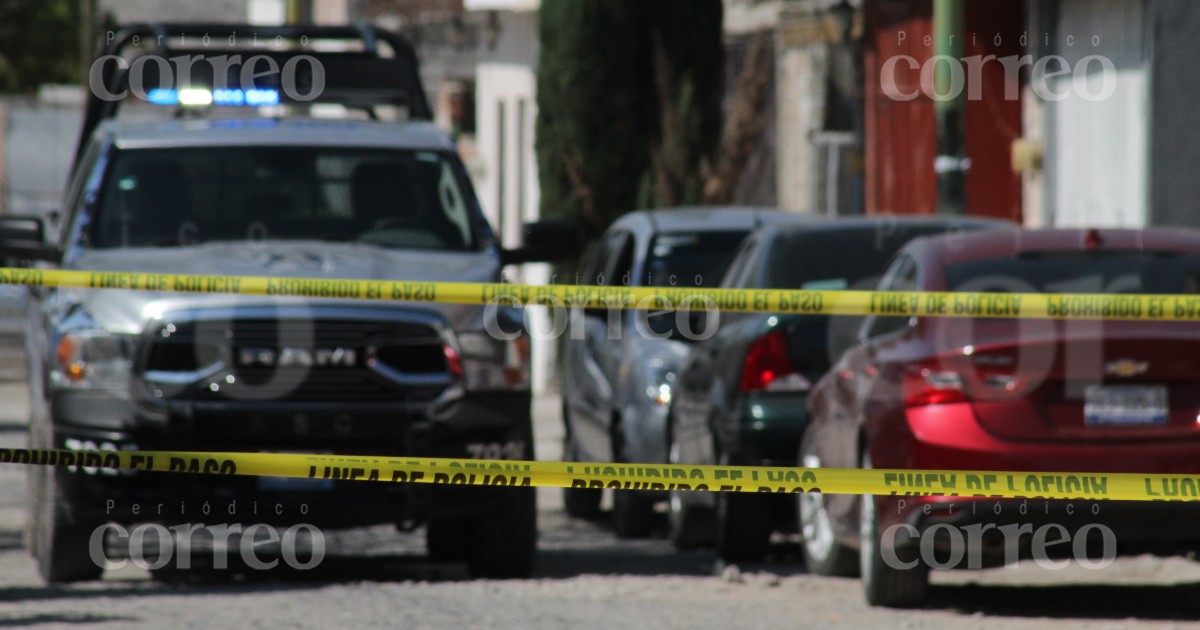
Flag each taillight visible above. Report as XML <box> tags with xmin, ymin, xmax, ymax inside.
<box><xmin>904</xmin><ymin>359</ymin><xmax>966</xmax><ymax>406</ymax></box>
<box><xmin>739</xmin><ymin>330</ymin><xmax>811</xmax><ymax>393</ymax></box>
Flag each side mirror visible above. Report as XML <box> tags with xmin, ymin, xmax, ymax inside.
<box><xmin>0</xmin><ymin>215</ymin><xmax>58</xmax><ymax>262</ymax></box>
<box><xmin>501</xmin><ymin>219</ymin><xmax>583</xmax><ymax>265</ymax></box>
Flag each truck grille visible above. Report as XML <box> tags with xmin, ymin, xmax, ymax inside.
<box><xmin>139</xmin><ymin>316</ymin><xmax>452</xmax><ymax>402</ymax></box>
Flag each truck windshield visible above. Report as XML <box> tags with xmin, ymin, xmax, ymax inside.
<box><xmin>92</xmin><ymin>146</ymin><xmax>479</xmax><ymax>251</ymax></box>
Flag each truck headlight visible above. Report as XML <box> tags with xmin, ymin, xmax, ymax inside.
<box><xmin>52</xmin><ymin>329</ymin><xmax>136</xmax><ymax>390</ymax></box>
<box><xmin>456</xmin><ymin>331</ymin><xmax>530</xmax><ymax>392</ymax></box>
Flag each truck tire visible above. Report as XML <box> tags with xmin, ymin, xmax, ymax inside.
<box><xmin>29</xmin><ymin>466</ymin><xmax>103</xmax><ymax>584</ymax></box>
<box><xmin>426</xmin><ymin>517</ymin><xmax>472</xmax><ymax>564</ymax></box>
<box><xmin>466</xmin><ymin>487</ymin><xmax>537</xmax><ymax>579</ymax></box>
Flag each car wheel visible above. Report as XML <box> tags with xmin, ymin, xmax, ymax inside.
<box><xmin>715</xmin><ymin>491</ymin><xmax>772</xmax><ymax>564</ymax></box>
<box><xmin>667</xmin><ymin>417</ymin><xmax>714</xmax><ymax>549</ymax></box>
<box><xmin>561</xmin><ymin>404</ymin><xmax>601</xmax><ymax>520</ymax></box>
<box><xmin>30</xmin><ymin>465</ymin><xmax>103</xmax><ymax>584</ymax></box>
<box><xmin>465</xmin><ymin>487</ymin><xmax>538</xmax><ymax>579</ymax></box>
<box><xmin>612</xmin><ymin>489</ymin><xmax>655</xmax><ymax>539</ymax></box>
<box><xmin>797</xmin><ymin>453</ymin><xmax>858</xmax><ymax>577</ymax></box>
<box><xmin>610</xmin><ymin>414</ymin><xmax>656</xmax><ymax>539</ymax></box>
<box><xmin>563</xmin><ymin>484</ymin><xmax>603</xmax><ymax>520</ymax></box>
<box><xmin>859</xmin><ymin>450</ymin><xmax>929</xmax><ymax>608</ymax></box>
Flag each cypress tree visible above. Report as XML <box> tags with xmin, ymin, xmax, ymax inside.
<box><xmin>536</xmin><ymin>0</ymin><xmax>724</xmax><ymax>240</ymax></box>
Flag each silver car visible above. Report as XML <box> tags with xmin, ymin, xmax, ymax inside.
<box><xmin>560</xmin><ymin>207</ymin><xmax>808</xmax><ymax>536</ymax></box>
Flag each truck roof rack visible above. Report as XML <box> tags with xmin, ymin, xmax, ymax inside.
<box><xmin>77</xmin><ymin>22</ymin><xmax>432</xmax><ymax>165</ymax></box>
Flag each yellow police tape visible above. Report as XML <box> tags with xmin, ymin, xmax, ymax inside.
<box><xmin>4</xmin><ymin>447</ymin><xmax>1199</xmax><ymax>501</ymax></box>
<box><xmin>1</xmin><ymin>267</ymin><xmax>1198</xmax><ymax>321</ymax></box>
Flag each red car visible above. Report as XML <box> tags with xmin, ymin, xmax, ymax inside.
<box><xmin>802</xmin><ymin>228</ymin><xmax>1200</xmax><ymax>608</ymax></box>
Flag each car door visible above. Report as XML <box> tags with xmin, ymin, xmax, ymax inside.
<box><xmin>566</xmin><ymin>229</ymin><xmax>636</xmax><ymax>462</ymax></box>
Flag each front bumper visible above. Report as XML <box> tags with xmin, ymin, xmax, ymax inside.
<box><xmin>49</xmin><ymin>391</ymin><xmax>533</xmax><ymax>528</ymax></box>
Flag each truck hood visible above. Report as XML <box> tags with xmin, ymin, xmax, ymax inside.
<box><xmin>61</xmin><ymin>242</ymin><xmax>502</xmax><ymax>334</ymax></box>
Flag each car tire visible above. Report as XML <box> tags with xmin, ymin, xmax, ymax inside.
<box><xmin>612</xmin><ymin>489</ymin><xmax>655</xmax><ymax>539</ymax></box>
<box><xmin>797</xmin><ymin>450</ymin><xmax>859</xmax><ymax>577</ymax></box>
<box><xmin>715</xmin><ymin>491</ymin><xmax>772</xmax><ymax>564</ymax></box>
<box><xmin>561</xmin><ymin>405</ymin><xmax>602</xmax><ymax>520</ymax></box>
<box><xmin>610</xmin><ymin>414</ymin><xmax>656</xmax><ymax>539</ymax></box>
<box><xmin>859</xmin><ymin>450</ymin><xmax>929</xmax><ymax>608</ymax></box>
<box><xmin>667</xmin><ymin>417</ymin><xmax>714</xmax><ymax>549</ymax></box>
<box><xmin>29</xmin><ymin>465</ymin><xmax>103</xmax><ymax>584</ymax></box>
<box><xmin>563</xmin><ymin>484</ymin><xmax>603</xmax><ymax>521</ymax></box>
<box><xmin>465</xmin><ymin>487</ymin><xmax>538</xmax><ymax>579</ymax></box>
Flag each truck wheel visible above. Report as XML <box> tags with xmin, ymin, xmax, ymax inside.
<box><xmin>860</xmin><ymin>450</ymin><xmax>929</xmax><ymax>608</ymax></box>
<box><xmin>30</xmin><ymin>466</ymin><xmax>103</xmax><ymax>584</ymax></box>
<box><xmin>426</xmin><ymin>517</ymin><xmax>471</xmax><ymax>564</ymax></box>
<box><xmin>715</xmin><ymin>491</ymin><xmax>772</xmax><ymax>563</ymax></box>
<box><xmin>465</xmin><ymin>487</ymin><xmax>537</xmax><ymax>579</ymax></box>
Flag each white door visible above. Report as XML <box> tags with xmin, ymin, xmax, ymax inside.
<box><xmin>1048</xmin><ymin>0</ymin><xmax>1148</xmax><ymax>227</ymax></box>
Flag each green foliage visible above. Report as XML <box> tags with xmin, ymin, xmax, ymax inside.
<box><xmin>0</xmin><ymin>0</ymin><xmax>83</xmax><ymax>93</ymax></box>
<box><xmin>536</xmin><ymin>0</ymin><xmax>723</xmax><ymax>239</ymax></box>
<box><xmin>638</xmin><ymin>0</ymin><xmax>725</xmax><ymax>210</ymax></box>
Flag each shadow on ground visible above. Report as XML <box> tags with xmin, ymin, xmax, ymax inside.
<box><xmin>927</xmin><ymin>580</ymin><xmax>1200</xmax><ymax>621</ymax></box>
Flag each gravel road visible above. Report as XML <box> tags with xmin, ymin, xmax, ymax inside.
<box><xmin>0</xmin><ymin>372</ymin><xmax>1198</xmax><ymax>629</ymax></box>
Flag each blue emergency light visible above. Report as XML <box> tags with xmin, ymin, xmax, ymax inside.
<box><xmin>145</xmin><ymin>88</ymin><xmax>281</xmax><ymax>107</ymax></box>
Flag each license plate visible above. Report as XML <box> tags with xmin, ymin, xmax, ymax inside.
<box><xmin>1084</xmin><ymin>385</ymin><xmax>1168</xmax><ymax>426</ymax></box>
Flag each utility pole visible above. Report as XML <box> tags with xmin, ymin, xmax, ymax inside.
<box><xmin>933</xmin><ymin>0</ymin><xmax>968</xmax><ymax>216</ymax></box>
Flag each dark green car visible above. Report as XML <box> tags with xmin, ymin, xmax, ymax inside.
<box><xmin>667</xmin><ymin>216</ymin><xmax>1013</xmax><ymax>563</ymax></box>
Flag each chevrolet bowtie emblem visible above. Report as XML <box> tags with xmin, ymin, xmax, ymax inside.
<box><xmin>1104</xmin><ymin>359</ymin><xmax>1149</xmax><ymax>378</ymax></box>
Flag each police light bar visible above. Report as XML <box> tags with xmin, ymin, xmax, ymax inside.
<box><xmin>144</xmin><ymin>88</ymin><xmax>281</xmax><ymax>107</ymax></box>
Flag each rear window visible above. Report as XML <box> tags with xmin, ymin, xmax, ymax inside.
<box><xmin>645</xmin><ymin>231</ymin><xmax>748</xmax><ymax>287</ymax></box>
<box><xmin>945</xmin><ymin>253</ymin><xmax>1200</xmax><ymax>294</ymax></box>
<box><xmin>766</xmin><ymin>226</ymin><xmax>963</xmax><ymax>290</ymax></box>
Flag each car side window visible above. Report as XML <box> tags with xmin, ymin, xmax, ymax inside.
<box><xmin>60</xmin><ymin>139</ymin><xmax>108</xmax><ymax>255</ymax></box>
<box><xmin>861</xmin><ymin>254</ymin><xmax>919</xmax><ymax>340</ymax></box>
<box><xmin>606</xmin><ymin>232</ymin><xmax>635</xmax><ymax>286</ymax></box>
<box><xmin>720</xmin><ymin>236</ymin><xmax>758</xmax><ymax>289</ymax></box>
<box><xmin>583</xmin><ymin>232</ymin><xmax>622</xmax><ymax>285</ymax></box>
